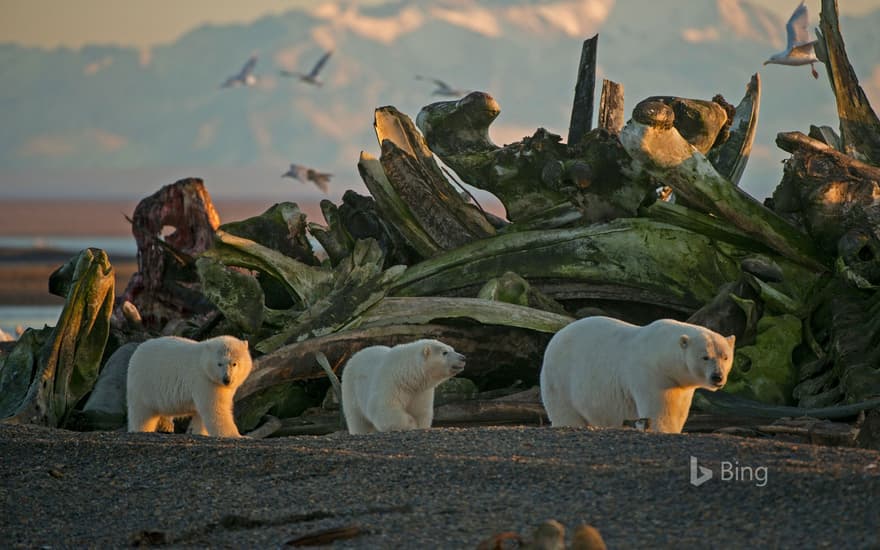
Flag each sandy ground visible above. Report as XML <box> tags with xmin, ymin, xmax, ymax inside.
<box><xmin>1</xmin><ymin>423</ymin><xmax>878</xmax><ymax>549</ymax></box>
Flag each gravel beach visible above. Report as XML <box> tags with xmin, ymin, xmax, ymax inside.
<box><xmin>2</xmin><ymin>423</ymin><xmax>878</xmax><ymax>548</ymax></box>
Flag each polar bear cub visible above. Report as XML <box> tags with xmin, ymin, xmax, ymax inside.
<box><xmin>341</xmin><ymin>339</ymin><xmax>466</xmax><ymax>435</ymax></box>
<box><xmin>540</xmin><ymin>316</ymin><xmax>735</xmax><ymax>433</ymax></box>
<box><xmin>127</xmin><ymin>335</ymin><xmax>253</xmax><ymax>438</ymax></box>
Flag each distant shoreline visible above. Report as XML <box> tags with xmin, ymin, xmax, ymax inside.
<box><xmin>0</xmin><ymin>198</ymin><xmax>326</xmax><ymax>238</ymax></box>
<box><xmin>0</xmin><ymin>257</ymin><xmax>138</xmax><ymax>306</ymax></box>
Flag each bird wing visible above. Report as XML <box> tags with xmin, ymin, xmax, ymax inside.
<box><xmin>785</xmin><ymin>1</ymin><xmax>812</xmax><ymax>48</ymax></box>
<box><xmin>239</xmin><ymin>55</ymin><xmax>258</xmax><ymax>78</ymax></box>
<box><xmin>309</xmin><ymin>172</ymin><xmax>331</xmax><ymax>193</ymax></box>
<box><xmin>416</xmin><ymin>75</ymin><xmax>450</xmax><ymax>90</ymax></box>
<box><xmin>309</xmin><ymin>50</ymin><xmax>333</xmax><ymax>78</ymax></box>
<box><xmin>788</xmin><ymin>41</ymin><xmax>818</xmax><ymax>60</ymax></box>
<box><xmin>283</xmin><ymin>164</ymin><xmax>309</xmax><ymax>182</ymax></box>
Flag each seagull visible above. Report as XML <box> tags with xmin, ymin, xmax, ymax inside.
<box><xmin>221</xmin><ymin>55</ymin><xmax>258</xmax><ymax>88</ymax></box>
<box><xmin>280</xmin><ymin>50</ymin><xmax>333</xmax><ymax>86</ymax></box>
<box><xmin>415</xmin><ymin>75</ymin><xmax>470</xmax><ymax>97</ymax></box>
<box><xmin>282</xmin><ymin>163</ymin><xmax>332</xmax><ymax>193</ymax></box>
<box><xmin>763</xmin><ymin>1</ymin><xmax>819</xmax><ymax>79</ymax></box>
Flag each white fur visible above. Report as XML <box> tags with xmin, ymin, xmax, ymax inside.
<box><xmin>126</xmin><ymin>335</ymin><xmax>253</xmax><ymax>438</ymax></box>
<box><xmin>540</xmin><ymin>316</ymin><xmax>735</xmax><ymax>433</ymax></box>
<box><xmin>341</xmin><ymin>339</ymin><xmax>466</xmax><ymax>435</ymax></box>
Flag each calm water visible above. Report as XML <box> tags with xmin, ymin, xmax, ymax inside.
<box><xmin>0</xmin><ymin>304</ymin><xmax>63</xmax><ymax>335</ymax></box>
<box><xmin>0</xmin><ymin>236</ymin><xmax>137</xmax><ymax>257</ymax></box>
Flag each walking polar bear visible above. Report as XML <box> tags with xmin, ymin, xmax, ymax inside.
<box><xmin>341</xmin><ymin>339</ymin><xmax>466</xmax><ymax>435</ymax></box>
<box><xmin>127</xmin><ymin>335</ymin><xmax>253</xmax><ymax>438</ymax></box>
<box><xmin>540</xmin><ymin>316</ymin><xmax>735</xmax><ymax>433</ymax></box>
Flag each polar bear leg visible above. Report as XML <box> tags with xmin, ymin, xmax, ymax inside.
<box><xmin>542</xmin><ymin>387</ymin><xmax>588</xmax><ymax>427</ymax></box>
<box><xmin>193</xmin><ymin>390</ymin><xmax>241</xmax><ymax>438</ymax></box>
<box><xmin>371</xmin><ymin>408</ymin><xmax>417</xmax><ymax>432</ymax></box>
<box><xmin>409</xmin><ymin>391</ymin><xmax>434</xmax><ymax>429</ymax></box>
<box><xmin>128</xmin><ymin>404</ymin><xmax>162</xmax><ymax>433</ymax></box>
<box><xmin>634</xmin><ymin>388</ymin><xmax>691</xmax><ymax>433</ymax></box>
<box><xmin>156</xmin><ymin>416</ymin><xmax>176</xmax><ymax>433</ymax></box>
<box><xmin>188</xmin><ymin>413</ymin><xmax>209</xmax><ymax>436</ymax></box>
<box><xmin>546</xmin><ymin>404</ymin><xmax>589</xmax><ymax>427</ymax></box>
<box><xmin>344</xmin><ymin>407</ymin><xmax>376</xmax><ymax>435</ymax></box>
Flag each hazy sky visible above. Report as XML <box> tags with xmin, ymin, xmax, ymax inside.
<box><xmin>3</xmin><ymin>0</ymin><xmax>879</xmax><ymax>50</ymax></box>
<box><xmin>0</xmin><ymin>0</ymin><xmax>366</xmax><ymax>49</ymax></box>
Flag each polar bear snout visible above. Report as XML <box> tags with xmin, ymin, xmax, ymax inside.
<box><xmin>710</xmin><ymin>371</ymin><xmax>725</xmax><ymax>388</ymax></box>
<box><xmin>448</xmin><ymin>352</ymin><xmax>466</xmax><ymax>373</ymax></box>
<box><xmin>222</xmin><ymin>374</ymin><xmax>232</xmax><ymax>386</ymax></box>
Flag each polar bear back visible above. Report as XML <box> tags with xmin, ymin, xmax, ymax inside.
<box><xmin>540</xmin><ymin>316</ymin><xmax>734</xmax><ymax>432</ymax></box>
<box><xmin>127</xmin><ymin>335</ymin><xmax>250</xmax><ymax>418</ymax></box>
<box><xmin>340</xmin><ymin>339</ymin><xmax>465</xmax><ymax>434</ymax></box>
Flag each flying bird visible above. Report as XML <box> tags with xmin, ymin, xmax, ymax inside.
<box><xmin>415</xmin><ymin>75</ymin><xmax>470</xmax><ymax>97</ymax></box>
<box><xmin>280</xmin><ymin>50</ymin><xmax>333</xmax><ymax>86</ymax></box>
<box><xmin>763</xmin><ymin>1</ymin><xmax>820</xmax><ymax>79</ymax></box>
<box><xmin>221</xmin><ymin>55</ymin><xmax>258</xmax><ymax>88</ymax></box>
<box><xmin>282</xmin><ymin>163</ymin><xmax>332</xmax><ymax>193</ymax></box>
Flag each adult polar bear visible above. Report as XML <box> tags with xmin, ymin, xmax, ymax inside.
<box><xmin>540</xmin><ymin>316</ymin><xmax>735</xmax><ymax>433</ymax></box>
<box><xmin>341</xmin><ymin>339</ymin><xmax>466</xmax><ymax>434</ymax></box>
<box><xmin>127</xmin><ymin>335</ymin><xmax>253</xmax><ymax>438</ymax></box>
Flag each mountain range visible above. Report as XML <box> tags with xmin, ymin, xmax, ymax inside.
<box><xmin>2</xmin><ymin>0</ymin><xmax>879</xmax><ymax>204</ymax></box>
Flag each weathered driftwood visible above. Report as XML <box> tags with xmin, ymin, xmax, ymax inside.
<box><xmin>254</xmin><ymin>240</ymin><xmax>405</xmax><ymax>353</ymax></box>
<box><xmin>597</xmin><ymin>79</ymin><xmax>625</xmax><ymax>135</ymax></box>
<box><xmin>477</xmin><ymin>272</ymin><xmax>570</xmax><ymax>316</ymax></box>
<box><xmin>815</xmin><ymin>0</ymin><xmax>880</xmax><ymax>164</ymax></box>
<box><xmin>116</xmin><ymin>178</ymin><xmax>219</xmax><ymax>332</ymax></box>
<box><xmin>374</xmin><ymin>106</ymin><xmax>495</xmax><ymax>248</ymax></box>
<box><xmin>433</xmin><ymin>400</ymin><xmax>548</xmax><ymax>427</ymax></box>
<box><xmin>351</xmin><ymin>297</ymin><xmax>572</xmax><ymax>334</ymax></box>
<box><xmin>706</xmin><ymin>73</ymin><xmax>761</xmax><ymax>186</ymax></box>
<box><xmin>693</xmin><ymin>388</ymin><xmax>880</xmax><ymax>420</ymax></box>
<box><xmin>620</xmin><ymin>100</ymin><xmax>825</xmax><ymax>270</ymax></box>
<box><xmin>220</xmin><ymin>202</ymin><xmax>319</xmax><ymax>266</ymax></box>
<box><xmin>0</xmin><ymin>248</ymin><xmax>115</xmax><ymax>427</ymax></box>
<box><xmin>641</xmin><ymin>96</ymin><xmax>729</xmax><ymax>154</ymax></box>
<box><xmin>236</xmin><ymin>323</ymin><xmax>552</xmax><ymax>406</ymax></box>
<box><xmin>417</xmin><ymin>93</ymin><xmax>572</xmax><ymax>223</ymax></box>
<box><xmin>567</xmin><ymin>34</ymin><xmax>598</xmax><ymax>146</ymax></box>
<box><xmin>772</xmin><ymin>131</ymin><xmax>880</xmax><ymax>268</ymax></box>
<box><xmin>203</xmin><ymin>229</ymin><xmax>332</xmax><ymax>309</ymax></box>
<box><xmin>195</xmin><ymin>257</ymin><xmax>265</xmax><ymax>334</ymax></box>
<box><xmin>335</xmin><ymin>190</ymin><xmax>419</xmax><ymax>268</ymax></box>
<box><xmin>358</xmin><ymin>152</ymin><xmax>441</xmax><ymax>258</ymax></box>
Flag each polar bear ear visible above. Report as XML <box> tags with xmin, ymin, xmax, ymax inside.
<box><xmin>726</xmin><ymin>335</ymin><xmax>736</xmax><ymax>348</ymax></box>
<box><xmin>679</xmin><ymin>334</ymin><xmax>689</xmax><ymax>349</ymax></box>
<box><xmin>422</xmin><ymin>344</ymin><xmax>431</xmax><ymax>359</ymax></box>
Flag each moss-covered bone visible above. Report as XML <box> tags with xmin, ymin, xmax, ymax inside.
<box><xmin>416</xmin><ymin>92</ymin><xmax>571</xmax><ymax>222</ymax></box>
<box><xmin>392</xmin><ymin>218</ymin><xmax>818</xmax><ymax>317</ymax></box>
<box><xmin>374</xmin><ymin>105</ymin><xmax>495</xmax><ymax>248</ymax></box>
<box><xmin>1</xmin><ymin>248</ymin><xmax>115</xmax><ymax>427</ymax></box>
<box><xmin>220</xmin><ymin>202</ymin><xmax>319</xmax><ymax>266</ymax></box>
<box><xmin>620</xmin><ymin>100</ymin><xmax>825</xmax><ymax>270</ymax></box>
<box><xmin>195</xmin><ymin>257</ymin><xmax>265</xmax><ymax>334</ymax></box>
<box><xmin>642</xmin><ymin>95</ymin><xmax>729</xmax><ymax>154</ymax></box>
<box><xmin>706</xmin><ymin>74</ymin><xmax>761</xmax><ymax>187</ymax></box>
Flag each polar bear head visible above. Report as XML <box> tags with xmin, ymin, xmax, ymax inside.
<box><xmin>419</xmin><ymin>339</ymin><xmax>466</xmax><ymax>384</ymax></box>
<box><xmin>679</xmin><ymin>329</ymin><xmax>735</xmax><ymax>391</ymax></box>
<box><xmin>201</xmin><ymin>336</ymin><xmax>253</xmax><ymax>388</ymax></box>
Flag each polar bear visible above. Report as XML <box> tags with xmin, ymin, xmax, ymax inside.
<box><xmin>341</xmin><ymin>339</ymin><xmax>466</xmax><ymax>435</ymax></box>
<box><xmin>126</xmin><ymin>335</ymin><xmax>253</xmax><ymax>438</ymax></box>
<box><xmin>540</xmin><ymin>316</ymin><xmax>735</xmax><ymax>433</ymax></box>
